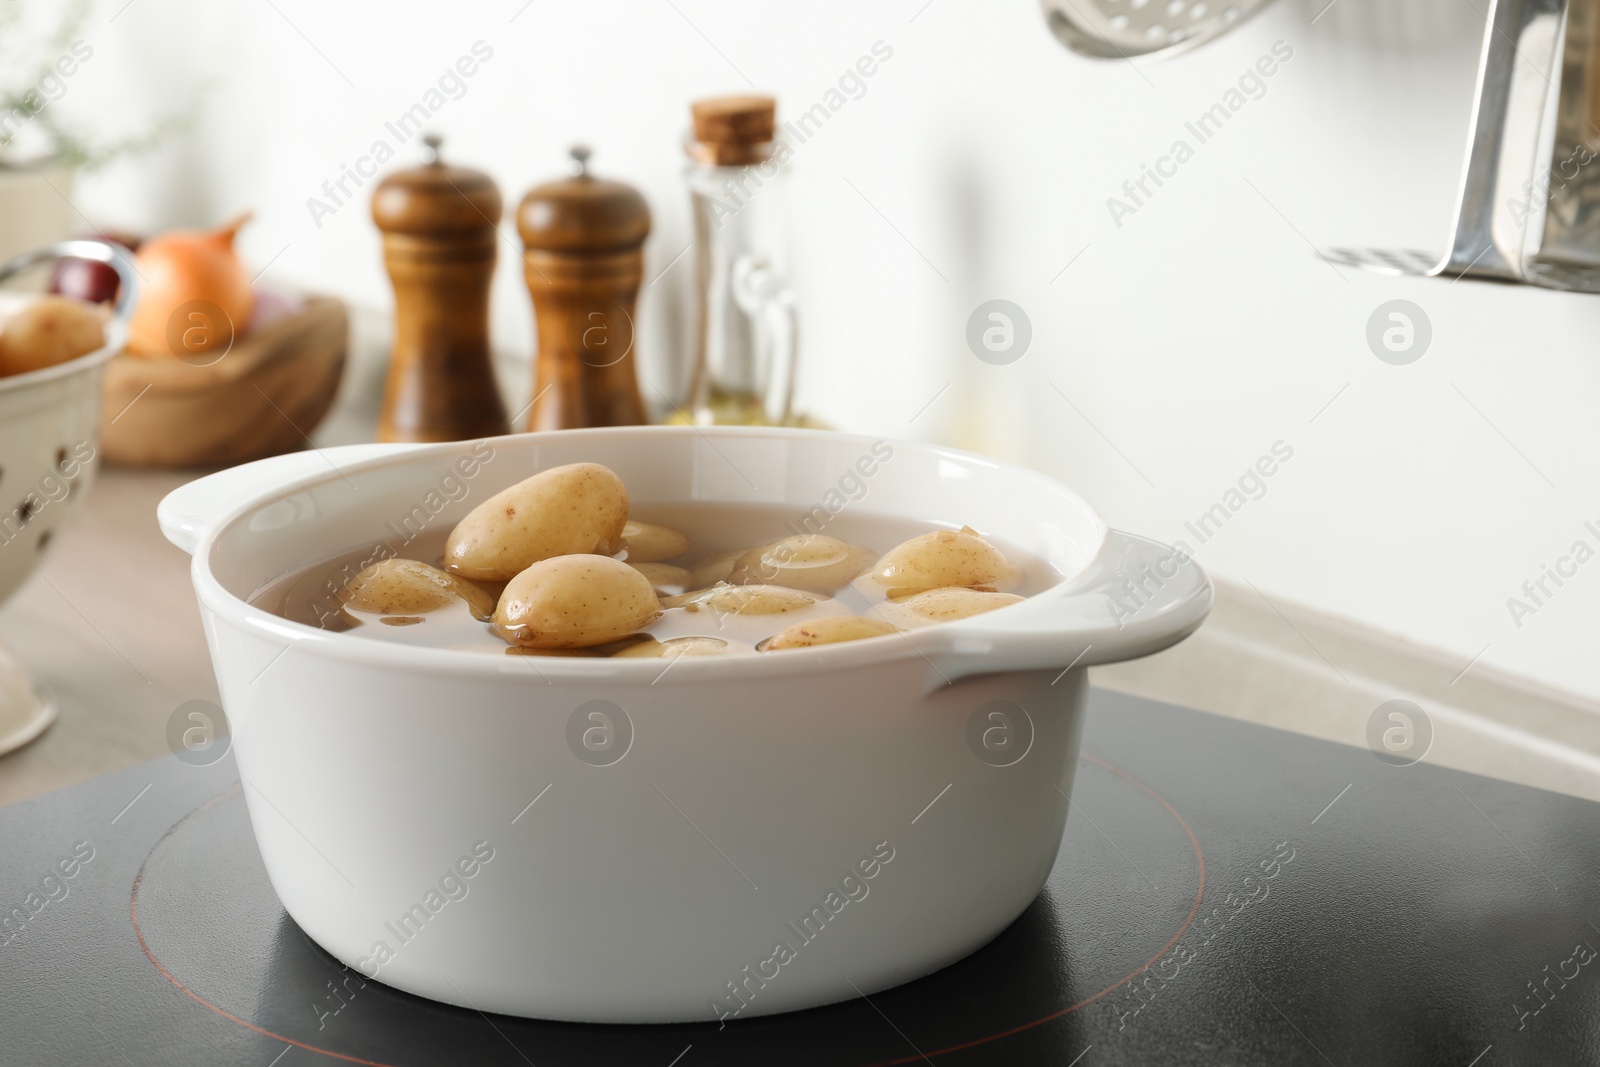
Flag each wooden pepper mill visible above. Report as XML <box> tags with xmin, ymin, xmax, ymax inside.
<box><xmin>371</xmin><ymin>134</ymin><xmax>510</xmax><ymax>442</ymax></box>
<box><xmin>516</xmin><ymin>146</ymin><xmax>650</xmax><ymax>430</ymax></box>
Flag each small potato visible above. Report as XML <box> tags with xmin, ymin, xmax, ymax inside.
<box><xmin>728</xmin><ymin>535</ymin><xmax>876</xmax><ymax>594</ymax></box>
<box><xmin>688</xmin><ymin>548</ymin><xmax>745</xmax><ymax>588</ymax></box>
<box><xmin>629</xmin><ymin>561</ymin><xmax>692</xmax><ymax>594</ymax></box>
<box><xmin>342</xmin><ymin>558</ymin><xmax>497</xmax><ymax>620</ymax></box>
<box><xmin>508</xmin><ymin>634</ymin><xmax>651</xmax><ymax>657</ymax></box>
<box><xmin>315</xmin><ymin>608</ymin><xmax>362</xmax><ymax>633</ymax></box>
<box><xmin>445</xmin><ymin>463</ymin><xmax>628</xmax><ymax>582</ymax></box>
<box><xmin>621</xmin><ymin>521</ymin><xmax>691</xmax><ymax>563</ymax></box>
<box><xmin>663</xmin><ymin>583</ymin><xmax>818</xmax><ymax>615</ymax></box>
<box><xmin>883</xmin><ymin>587</ymin><xmax>1024</xmax><ymax>625</ymax></box>
<box><xmin>761</xmin><ymin>615</ymin><xmax>898</xmax><ymax>651</ymax></box>
<box><xmin>868</xmin><ymin>527</ymin><xmax>1012</xmax><ymax>596</ymax></box>
<box><xmin>492</xmin><ymin>554</ymin><xmax>660</xmax><ymax>649</ymax></box>
<box><xmin>613</xmin><ymin>636</ymin><xmax>730</xmax><ymax>658</ymax></box>
<box><xmin>0</xmin><ymin>296</ymin><xmax>105</xmax><ymax>377</ymax></box>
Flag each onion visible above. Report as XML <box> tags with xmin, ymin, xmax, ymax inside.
<box><xmin>127</xmin><ymin>213</ymin><xmax>254</xmax><ymax>359</ymax></box>
<box><xmin>50</xmin><ymin>230</ymin><xmax>141</xmax><ymax>305</ymax></box>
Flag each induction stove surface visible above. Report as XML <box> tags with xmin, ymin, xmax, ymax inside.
<box><xmin>4</xmin><ymin>689</ymin><xmax>1598</xmax><ymax>1065</ymax></box>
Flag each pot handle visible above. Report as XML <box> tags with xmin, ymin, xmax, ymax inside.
<box><xmin>159</xmin><ymin>443</ymin><xmax>425</xmax><ymax>555</ymax></box>
<box><xmin>916</xmin><ymin>531</ymin><xmax>1212</xmax><ymax>681</ymax></box>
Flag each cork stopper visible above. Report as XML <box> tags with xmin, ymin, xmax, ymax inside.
<box><xmin>517</xmin><ymin>146</ymin><xmax>651</xmax><ymax>254</ymax></box>
<box><xmin>690</xmin><ymin>95</ymin><xmax>777</xmax><ymax>166</ymax></box>
<box><xmin>370</xmin><ymin>134</ymin><xmax>502</xmax><ymax>236</ymax></box>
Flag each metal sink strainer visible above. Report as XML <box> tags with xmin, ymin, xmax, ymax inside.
<box><xmin>1041</xmin><ymin>0</ymin><xmax>1277</xmax><ymax>60</ymax></box>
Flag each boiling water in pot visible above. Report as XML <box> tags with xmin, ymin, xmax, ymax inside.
<box><xmin>250</xmin><ymin>502</ymin><xmax>1063</xmax><ymax>658</ymax></box>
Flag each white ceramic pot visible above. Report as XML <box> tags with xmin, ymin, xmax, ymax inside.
<box><xmin>0</xmin><ymin>240</ymin><xmax>136</xmax><ymax>752</ymax></box>
<box><xmin>158</xmin><ymin>428</ymin><xmax>1211</xmax><ymax>1024</ymax></box>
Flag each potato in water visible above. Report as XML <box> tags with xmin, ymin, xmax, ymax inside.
<box><xmin>688</xmin><ymin>548</ymin><xmax>745</xmax><ymax>588</ymax></box>
<box><xmin>663</xmin><ymin>583</ymin><xmax>819</xmax><ymax>615</ymax></box>
<box><xmin>493</xmin><ymin>555</ymin><xmax>660</xmax><ymax>649</ymax></box>
<box><xmin>869</xmin><ymin>527</ymin><xmax>1013</xmax><ymax>596</ymax></box>
<box><xmin>446</xmin><ymin>463</ymin><xmax>628</xmax><ymax>582</ymax></box>
<box><xmin>613</xmin><ymin>636</ymin><xmax>730</xmax><ymax>658</ymax></box>
<box><xmin>762</xmin><ymin>615</ymin><xmax>898</xmax><ymax>650</ymax></box>
<box><xmin>880</xmin><ymin>587</ymin><xmax>1022</xmax><ymax>627</ymax></box>
<box><xmin>253</xmin><ymin>489</ymin><xmax>1053</xmax><ymax>659</ymax></box>
<box><xmin>728</xmin><ymin>535</ymin><xmax>876</xmax><ymax>594</ymax></box>
<box><xmin>342</xmin><ymin>558</ymin><xmax>496</xmax><ymax>620</ymax></box>
<box><xmin>0</xmin><ymin>296</ymin><xmax>105</xmax><ymax>378</ymax></box>
<box><xmin>621</xmin><ymin>521</ymin><xmax>690</xmax><ymax>563</ymax></box>
<box><xmin>629</xmin><ymin>561</ymin><xmax>692</xmax><ymax>595</ymax></box>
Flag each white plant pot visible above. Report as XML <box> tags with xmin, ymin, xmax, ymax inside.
<box><xmin>0</xmin><ymin>165</ymin><xmax>76</xmax><ymax>267</ymax></box>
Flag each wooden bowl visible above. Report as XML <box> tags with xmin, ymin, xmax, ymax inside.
<box><xmin>100</xmin><ymin>295</ymin><xmax>348</xmax><ymax>468</ymax></box>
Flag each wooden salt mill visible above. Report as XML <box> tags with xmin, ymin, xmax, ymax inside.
<box><xmin>371</xmin><ymin>134</ymin><xmax>510</xmax><ymax>442</ymax></box>
<box><xmin>516</xmin><ymin>146</ymin><xmax>650</xmax><ymax>430</ymax></box>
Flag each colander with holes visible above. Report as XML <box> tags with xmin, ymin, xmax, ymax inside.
<box><xmin>1041</xmin><ymin>0</ymin><xmax>1275</xmax><ymax>60</ymax></box>
<box><xmin>0</xmin><ymin>240</ymin><xmax>138</xmax><ymax>753</ymax></box>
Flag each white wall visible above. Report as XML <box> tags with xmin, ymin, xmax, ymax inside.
<box><xmin>53</xmin><ymin>0</ymin><xmax>1600</xmax><ymax>699</ymax></box>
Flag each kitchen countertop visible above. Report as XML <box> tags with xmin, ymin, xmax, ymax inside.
<box><xmin>0</xmin><ymin>316</ymin><xmax>387</xmax><ymax>807</ymax></box>
<box><xmin>0</xmin><ymin>465</ymin><xmax>218</xmax><ymax>806</ymax></box>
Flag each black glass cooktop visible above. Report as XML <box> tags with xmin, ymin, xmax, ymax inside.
<box><xmin>3</xmin><ymin>689</ymin><xmax>1598</xmax><ymax>1065</ymax></box>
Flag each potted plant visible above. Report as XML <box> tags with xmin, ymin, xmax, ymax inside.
<box><xmin>0</xmin><ymin>0</ymin><xmax>188</xmax><ymax>262</ymax></box>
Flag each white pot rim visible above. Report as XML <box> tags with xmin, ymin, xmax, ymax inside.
<box><xmin>170</xmin><ymin>426</ymin><xmax>1211</xmax><ymax>684</ymax></box>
